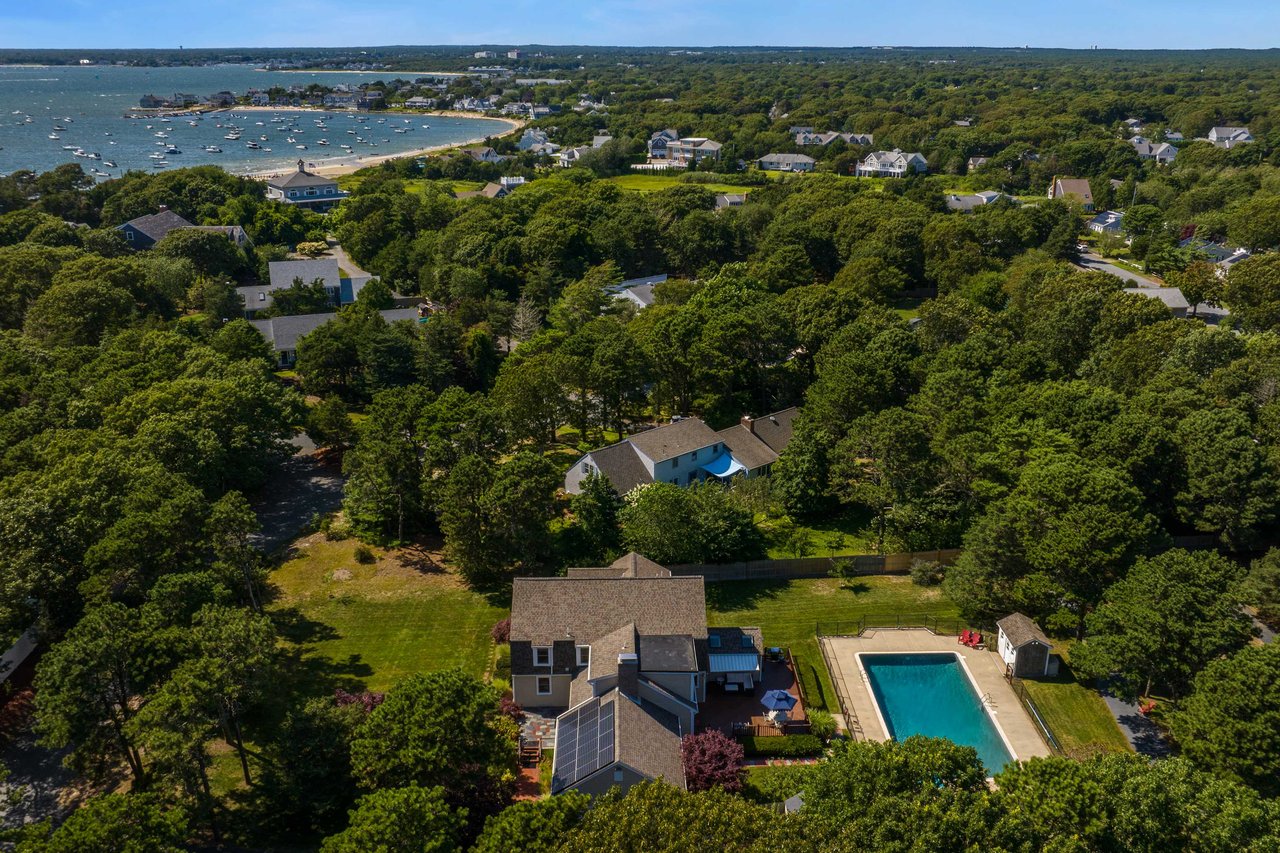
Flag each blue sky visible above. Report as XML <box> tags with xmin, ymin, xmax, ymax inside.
<box><xmin>4</xmin><ymin>0</ymin><xmax>1280</xmax><ymax>50</ymax></box>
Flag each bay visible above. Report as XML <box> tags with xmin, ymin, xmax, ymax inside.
<box><xmin>0</xmin><ymin>64</ymin><xmax>512</xmax><ymax>178</ymax></box>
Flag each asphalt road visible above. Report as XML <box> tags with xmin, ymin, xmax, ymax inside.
<box><xmin>1075</xmin><ymin>250</ymin><xmax>1164</xmax><ymax>288</ymax></box>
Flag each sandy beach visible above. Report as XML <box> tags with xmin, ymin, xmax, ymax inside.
<box><xmin>221</xmin><ymin>108</ymin><xmax>524</xmax><ymax>178</ymax></box>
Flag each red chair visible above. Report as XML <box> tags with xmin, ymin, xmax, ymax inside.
<box><xmin>969</xmin><ymin>632</ymin><xmax>983</xmax><ymax>648</ymax></box>
<box><xmin>959</xmin><ymin>629</ymin><xmax>972</xmax><ymax>645</ymax></box>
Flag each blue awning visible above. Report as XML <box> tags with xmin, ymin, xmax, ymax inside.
<box><xmin>709</xmin><ymin>653</ymin><xmax>761</xmax><ymax>674</ymax></box>
<box><xmin>700</xmin><ymin>452</ymin><xmax>747</xmax><ymax>479</ymax></box>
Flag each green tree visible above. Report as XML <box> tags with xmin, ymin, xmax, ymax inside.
<box><xmin>1072</xmin><ymin>549</ymin><xmax>1254</xmax><ymax>699</ymax></box>
<box><xmin>1245</xmin><ymin>548</ymin><xmax>1280</xmax><ymax>630</ymax></box>
<box><xmin>1167</xmin><ymin>260</ymin><xmax>1222</xmax><ymax>316</ymax></box>
<box><xmin>15</xmin><ymin>793</ymin><xmax>187</xmax><ymax>853</ymax></box>
<box><xmin>153</xmin><ymin>229</ymin><xmax>246</xmax><ymax>278</ymax></box>
<box><xmin>437</xmin><ymin>452</ymin><xmax>560</xmax><ymax>586</ymax></box>
<box><xmin>944</xmin><ymin>453</ymin><xmax>1161</xmax><ymax>634</ymax></box>
<box><xmin>568</xmin><ymin>472</ymin><xmax>623</xmax><ymax>564</ymax></box>
<box><xmin>349</xmin><ymin>670</ymin><xmax>518</xmax><ymax>816</ymax></box>
<box><xmin>1170</xmin><ymin>643</ymin><xmax>1280</xmax><ymax>797</ymax></box>
<box><xmin>34</xmin><ymin>603</ymin><xmax>151</xmax><ymax>785</ymax></box>
<box><xmin>560</xmin><ymin>781</ymin><xmax>794</xmax><ymax>853</ymax></box>
<box><xmin>472</xmin><ymin>793</ymin><xmax>589</xmax><ymax>853</ymax></box>
<box><xmin>1227</xmin><ymin>254</ymin><xmax>1280</xmax><ymax>333</ymax></box>
<box><xmin>1175</xmin><ymin>407</ymin><xmax>1280</xmax><ymax>548</ymax></box>
<box><xmin>320</xmin><ymin>785</ymin><xmax>466</xmax><ymax>853</ymax></box>
<box><xmin>619</xmin><ymin>481</ymin><xmax>764</xmax><ymax>565</ymax></box>
<box><xmin>205</xmin><ymin>491</ymin><xmax>265</xmax><ymax>611</ymax></box>
<box><xmin>308</xmin><ymin>396</ymin><xmax>355</xmax><ymax>451</ymax></box>
<box><xmin>23</xmin><ymin>279</ymin><xmax>134</xmax><ymax>346</ymax></box>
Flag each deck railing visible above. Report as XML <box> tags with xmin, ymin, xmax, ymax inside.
<box><xmin>817</xmin><ymin>635</ymin><xmax>864</xmax><ymax>740</ymax></box>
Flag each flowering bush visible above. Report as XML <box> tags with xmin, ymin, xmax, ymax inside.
<box><xmin>491</xmin><ymin>618</ymin><xmax>511</xmax><ymax>644</ymax></box>
<box><xmin>334</xmin><ymin>688</ymin><xmax>386</xmax><ymax>713</ymax></box>
<box><xmin>680</xmin><ymin>729</ymin><xmax>745</xmax><ymax>792</ymax></box>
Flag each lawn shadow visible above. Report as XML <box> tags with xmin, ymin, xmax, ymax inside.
<box><xmin>396</xmin><ymin>543</ymin><xmax>446</xmax><ymax>575</ymax></box>
<box><xmin>836</xmin><ymin>580</ymin><xmax>871</xmax><ymax>595</ymax></box>
<box><xmin>271</xmin><ymin>606</ymin><xmax>341</xmax><ymax>644</ymax></box>
<box><xmin>705</xmin><ymin>579</ymin><xmax>789</xmax><ymax>614</ymax></box>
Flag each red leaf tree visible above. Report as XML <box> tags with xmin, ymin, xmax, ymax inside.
<box><xmin>680</xmin><ymin>730</ymin><xmax>745</xmax><ymax>792</ymax></box>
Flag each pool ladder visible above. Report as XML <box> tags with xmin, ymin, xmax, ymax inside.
<box><xmin>978</xmin><ymin>691</ymin><xmax>996</xmax><ymax>711</ymax></box>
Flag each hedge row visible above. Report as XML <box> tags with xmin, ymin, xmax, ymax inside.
<box><xmin>739</xmin><ymin>734</ymin><xmax>825</xmax><ymax>758</ymax></box>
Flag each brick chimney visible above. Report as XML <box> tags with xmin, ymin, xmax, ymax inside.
<box><xmin>617</xmin><ymin>653</ymin><xmax>640</xmax><ymax>698</ymax></box>
<box><xmin>740</xmin><ymin>415</ymin><xmax>755</xmax><ymax>434</ymax></box>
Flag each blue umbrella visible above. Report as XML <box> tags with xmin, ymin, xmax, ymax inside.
<box><xmin>760</xmin><ymin>689</ymin><xmax>798</xmax><ymax>712</ymax></box>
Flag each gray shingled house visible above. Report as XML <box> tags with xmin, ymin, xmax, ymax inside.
<box><xmin>117</xmin><ymin>207</ymin><xmax>250</xmax><ymax>251</ymax></box>
<box><xmin>249</xmin><ymin>307</ymin><xmax>422</xmax><ymax>366</ymax></box>
<box><xmin>563</xmin><ymin>408</ymin><xmax>798</xmax><ymax>495</ymax></box>
<box><xmin>510</xmin><ymin>554</ymin><xmax>764</xmax><ymax>797</ymax></box>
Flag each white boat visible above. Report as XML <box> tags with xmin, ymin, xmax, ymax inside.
<box><xmin>88</xmin><ymin>152</ymin><xmax>101</xmax><ymax>160</ymax></box>
<box><xmin>154</xmin><ymin>131</ymin><xmax>168</xmax><ymax>138</ymax></box>
<box><xmin>204</xmin><ymin>146</ymin><xmax>221</xmax><ymax>153</ymax></box>
<box><xmin>246</xmin><ymin>141</ymin><xmax>261</xmax><ymax>150</ymax></box>
<box><xmin>165</xmin><ymin>146</ymin><xmax>180</xmax><ymax>154</ymax></box>
<box><xmin>317</xmin><ymin>139</ymin><xmax>329</xmax><ymax>145</ymax></box>
<box><xmin>149</xmin><ymin>152</ymin><xmax>166</xmax><ymax>159</ymax></box>
<box><xmin>104</xmin><ymin>161</ymin><xmax>116</xmax><ymax>167</ymax></box>
<box><xmin>48</xmin><ymin>133</ymin><xmax>60</xmax><ymax>139</ymax></box>
<box><xmin>295</xmin><ymin>144</ymin><xmax>307</xmax><ymax>150</ymax></box>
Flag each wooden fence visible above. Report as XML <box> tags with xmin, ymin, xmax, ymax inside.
<box><xmin>668</xmin><ymin>549</ymin><xmax>961</xmax><ymax>582</ymax></box>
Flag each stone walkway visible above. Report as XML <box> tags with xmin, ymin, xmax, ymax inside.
<box><xmin>519</xmin><ymin>708</ymin><xmax>558</xmax><ymax>746</ymax></box>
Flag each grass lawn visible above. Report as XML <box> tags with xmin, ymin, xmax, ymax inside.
<box><xmin>758</xmin><ymin>507</ymin><xmax>875</xmax><ymax>558</ymax></box>
<box><xmin>269</xmin><ymin>536</ymin><xmax>508</xmax><ymax>692</ymax></box>
<box><xmin>891</xmin><ymin>295</ymin><xmax>927</xmax><ymax>321</ymax></box>
<box><xmin>1020</xmin><ymin>650</ymin><xmax>1130</xmax><ymax>757</ymax></box>
<box><xmin>604</xmin><ymin>174</ymin><xmax>760</xmax><ymax>194</ymax></box>
<box><xmin>707</xmin><ymin>576</ymin><xmax>959</xmax><ymax>713</ymax></box>
<box><xmin>741</xmin><ymin>764</ymin><xmax>814</xmax><ymax>805</ymax></box>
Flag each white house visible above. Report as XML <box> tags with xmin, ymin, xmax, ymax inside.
<box><xmin>1130</xmin><ymin>137</ymin><xmax>1177</xmax><ymax>164</ymax></box>
<box><xmin>757</xmin><ymin>153</ymin><xmax>816</xmax><ymax>172</ymax></box>
<box><xmin>1087</xmin><ymin>210</ymin><xmax>1125</xmax><ymax>236</ymax></box>
<box><xmin>607</xmin><ymin>274</ymin><xmax>668</xmax><ymax>309</ymax></box>
<box><xmin>265</xmin><ymin>161</ymin><xmax>347</xmax><ymax>211</ymax></box>
<box><xmin>855</xmin><ymin>149</ymin><xmax>927</xmax><ymax>177</ymax></box>
<box><xmin>1207</xmin><ymin>126</ymin><xmax>1253</xmax><ymax>149</ymax></box>
<box><xmin>996</xmin><ymin>613</ymin><xmax>1053</xmax><ymax>678</ymax></box>
<box><xmin>795</xmin><ymin>130</ymin><xmax>873</xmax><ymax>146</ymax></box>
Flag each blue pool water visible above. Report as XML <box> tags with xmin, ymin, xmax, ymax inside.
<box><xmin>861</xmin><ymin>652</ymin><xmax>1014</xmax><ymax>774</ymax></box>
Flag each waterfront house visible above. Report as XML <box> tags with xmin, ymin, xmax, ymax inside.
<box><xmin>647</xmin><ymin>128</ymin><xmax>681</xmax><ymax>159</ymax></box>
<box><xmin>235</xmin><ymin>257</ymin><xmax>372</xmax><ymax>318</ymax></box>
<box><xmin>664</xmin><ymin>137</ymin><xmax>722</xmax><ymax>168</ymax></box>
<box><xmin>855</xmin><ymin>150</ymin><xmax>927</xmax><ymax>177</ymax></box>
<box><xmin>117</xmin><ymin>208</ymin><xmax>249</xmax><ymax>251</ymax></box>
<box><xmin>757</xmin><ymin>153</ymin><xmax>816</xmax><ymax>172</ymax></box>
<box><xmin>463</xmin><ymin>146</ymin><xmax>505</xmax><ymax>164</ymax></box>
<box><xmin>564</xmin><ymin>408</ymin><xmax>797</xmax><ymax>496</ymax></box>
<box><xmin>510</xmin><ymin>556</ymin><xmax>766</xmax><ymax>797</ymax></box>
<box><xmin>265</xmin><ymin>161</ymin><xmax>347</xmax><ymax>212</ymax></box>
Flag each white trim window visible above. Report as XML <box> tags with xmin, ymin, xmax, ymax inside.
<box><xmin>533</xmin><ymin>645</ymin><xmax>551</xmax><ymax>667</ymax></box>
<box><xmin>576</xmin><ymin>645</ymin><xmax>590</xmax><ymax>667</ymax></box>
<box><xmin>536</xmin><ymin>676</ymin><xmax>552</xmax><ymax>695</ymax></box>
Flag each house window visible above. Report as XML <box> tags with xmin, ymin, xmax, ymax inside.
<box><xmin>577</xmin><ymin>646</ymin><xmax>590</xmax><ymax>667</ymax></box>
<box><xmin>536</xmin><ymin>676</ymin><xmax>552</xmax><ymax>695</ymax></box>
<box><xmin>671</xmin><ymin>459</ymin><xmax>678</xmax><ymax>469</ymax></box>
<box><xmin>125</xmin><ymin>230</ymin><xmax>134</xmax><ymax>241</ymax></box>
<box><xmin>533</xmin><ymin>646</ymin><xmax>551</xmax><ymax>667</ymax></box>
<box><xmin>613</xmin><ymin>769</ymin><xmax>624</xmax><ymax>782</ymax></box>
<box><xmin>691</xmin><ymin>449</ymin><xmax>698</xmax><ymax>461</ymax></box>
<box><xmin>581</xmin><ymin>462</ymin><xmax>594</xmax><ymax>475</ymax></box>
<box><xmin>258</xmin><ymin>292</ymin><xmax>266</xmax><ymax>302</ymax></box>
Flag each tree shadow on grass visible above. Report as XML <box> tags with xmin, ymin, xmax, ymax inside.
<box><xmin>270</xmin><ymin>606</ymin><xmax>341</xmax><ymax>644</ymax></box>
<box><xmin>704</xmin><ymin>579</ymin><xmax>790</xmax><ymax>614</ymax></box>
<box><xmin>836</xmin><ymin>580</ymin><xmax>871</xmax><ymax>596</ymax></box>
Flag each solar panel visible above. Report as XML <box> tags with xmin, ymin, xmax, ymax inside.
<box><xmin>552</xmin><ymin>696</ymin><xmax>617</xmax><ymax>791</ymax></box>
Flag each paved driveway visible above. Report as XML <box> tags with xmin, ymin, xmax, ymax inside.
<box><xmin>250</xmin><ymin>432</ymin><xmax>345</xmax><ymax>555</ymax></box>
<box><xmin>1099</xmin><ymin>682</ymin><xmax>1172</xmax><ymax>758</ymax></box>
<box><xmin>1075</xmin><ymin>251</ymin><xmax>1164</xmax><ymax>288</ymax></box>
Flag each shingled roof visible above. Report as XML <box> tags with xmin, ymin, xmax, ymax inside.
<box><xmin>120</xmin><ymin>209</ymin><xmax>195</xmax><ymax>242</ymax></box>
<box><xmin>509</xmin><ymin>576</ymin><xmax>707</xmax><ymax>645</ymax></box>
<box><xmin>997</xmin><ymin>613</ymin><xmax>1050</xmax><ymax>649</ymax></box>
<box><xmin>566</xmin><ymin>553</ymin><xmax>672</xmax><ymax>579</ymax></box>
<box><xmin>268</xmin><ymin>161</ymin><xmax>338</xmax><ymax>190</ymax></box>
<box><xmin>626</xmin><ymin>418</ymin><xmax>722</xmax><ymax>463</ymax></box>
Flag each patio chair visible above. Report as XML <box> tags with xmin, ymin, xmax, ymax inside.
<box><xmin>969</xmin><ymin>632</ymin><xmax>983</xmax><ymax>648</ymax></box>
<box><xmin>959</xmin><ymin>629</ymin><xmax>972</xmax><ymax>645</ymax></box>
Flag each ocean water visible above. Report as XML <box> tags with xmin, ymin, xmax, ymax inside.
<box><xmin>0</xmin><ymin>64</ymin><xmax>510</xmax><ymax>178</ymax></box>
<box><xmin>861</xmin><ymin>652</ymin><xmax>1015</xmax><ymax>774</ymax></box>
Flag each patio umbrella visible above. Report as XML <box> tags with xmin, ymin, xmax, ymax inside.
<box><xmin>760</xmin><ymin>689</ymin><xmax>798</xmax><ymax>712</ymax></box>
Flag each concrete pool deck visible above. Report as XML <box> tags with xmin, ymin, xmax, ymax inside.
<box><xmin>821</xmin><ymin>630</ymin><xmax>1052</xmax><ymax>764</ymax></box>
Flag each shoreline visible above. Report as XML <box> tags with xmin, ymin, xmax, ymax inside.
<box><xmin>237</xmin><ymin>111</ymin><xmax>526</xmax><ymax>179</ymax></box>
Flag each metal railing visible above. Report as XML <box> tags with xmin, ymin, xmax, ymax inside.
<box><xmin>1010</xmin><ymin>677</ymin><xmax>1063</xmax><ymax>755</ymax></box>
<box><xmin>817</xmin><ymin>635</ymin><xmax>864</xmax><ymax>740</ymax></box>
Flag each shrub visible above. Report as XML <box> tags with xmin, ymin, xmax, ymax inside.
<box><xmin>334</xmin><ymin>688</ymin><xmax>386</xmax><ymax>713</ymax></box>
<box><xmin>490</xmin><ymin>618</ymin><xmax>511</xmax><ymax>644</ymax></box>
<box><xmin>808</xmin><ymin>709</ymin><xmax>837</xmax><ymax>742</ymax></box>
<box><xmin>739</xmin><ymin>734</ymin><xmax>825</xmax><ymax>758</ymax></box>
<box><xmin>910</xmin><ymin>558</ymin><xmax>944</xmax><ymax>586</ymax></box>
<box><xmin>681</xmin><ymin>729</ymin><xmax>745</xmax><ymax>792</ymax></box>
<box><xmin>353</xmin><ymin>544</ymin><xmax>376</xmax><ymax>564</ymax></box>
<box><xmin>499</xmin><ymin>693</ymin><xmax>524</xmax><ymax>724</ymax></box>
<box><xmin>321</xmin><ymin>515</ymin><xmax>351</xmax><ymax>541</ymax></box>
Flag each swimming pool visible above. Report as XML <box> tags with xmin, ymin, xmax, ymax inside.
<box><xmin>859</xmin><ymin>652</ymin><xmax>1015</xmax><ymax>774</ymax></box>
